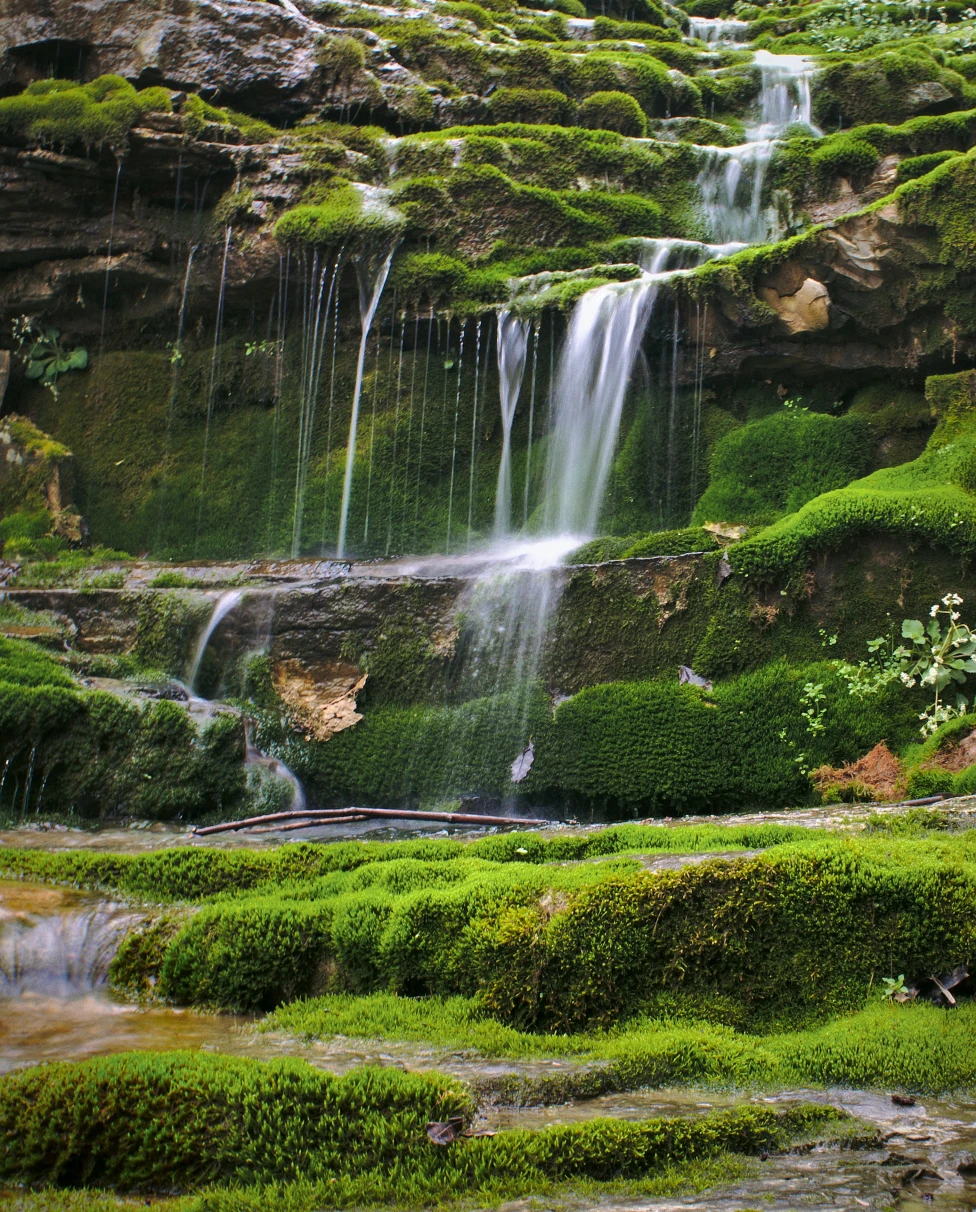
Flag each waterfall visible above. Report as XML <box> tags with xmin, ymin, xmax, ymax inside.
<box><xmin>687</xmin><ymin>16</ymin><xmax>750</xmax><ymax>45</ymax></box>
<box><xmin>244</xmin><ymin>721</ymin><xmax>306</xmax><ymax>812</ymax></box>
<box><xmin>493</xmin><ymin>311</ymin><xmax>531</xmax><ymax>537</ymax></box>
<box><xmin>540</xmin><ymin>239</ymin><xmax>686</xmax><ymax>539</ymax></box>
<box><xmin>293</xmin><ymin>252</ymin><xmax>343</xmax><ymax>557</ymax></box>
<box><xmin>336</xmin><ymin>245</ymin><xmax>396</xmax><ymax>558</ymax></box>
<box><xmin>696</xmin><ymin>52</ymin><xmax>820</xmax><ymax>244</ymax></box>
<box><xmin>188</xmin><ymin>589</ymin><xmax>243</xmax><ymax>691</ymax></box>
<box><xmin>754</xmin><ymin>50</ymin><xmax>817</xmax><ymax>136</ymax></box>
<box><xmin>522</xmin><ymin>322</ymin><xmax>540</xmax><ymax>529</ymax></box>
<box><xmin>0</xmin><ymin>906</ymin><xmax>136</xmax><ymax>997</ymax></box>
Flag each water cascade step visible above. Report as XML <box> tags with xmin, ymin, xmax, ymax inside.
<box><xmin>0</xmin><ymin>903</ymin><xmax>138</xmax><ymax>998</ymax></box>
<box><xmin>696</xmin><ymin>51</ymin><xmax>820</xmax><ymax>244</ymax></box>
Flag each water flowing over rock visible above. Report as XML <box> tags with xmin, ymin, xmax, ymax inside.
<box><xmin>0</xmin><ymin>901</ymin><xmax>137</xmax><ymax>997</ymax></box>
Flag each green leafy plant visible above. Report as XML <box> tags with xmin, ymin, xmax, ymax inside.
<box><xmin>880</xmin><ymin>974</ymin><xmax>910</xmax><ymax>1002</ymax></box>
<box><xmin>830</xmin><ymin>595</ymin><xmax>976</xmax><ymax>737</ymax></box>
<box><xmin>11</xmin><ymin>316</ymin><xmax>88</xmax><ymax>399</ymax></box>
<box><xmin>899</xmin><ymin>593</ymin><xmax>976</xmax><ymax>735</ymax></box>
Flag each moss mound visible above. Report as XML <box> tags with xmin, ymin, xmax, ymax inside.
<box><xmin>0</xmin><ymin>1050</ymin><xmax>839</xmax><ymax>1198</ymax></box>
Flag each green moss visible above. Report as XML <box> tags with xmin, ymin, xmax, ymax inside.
<box><xmin>896</xmin><ymin>148</ymin><xmax>964</xmax><ymax>181</ymax></box>
<box><xmin>275</xmin><ymin>183</ymin><xmax>405</xmax><ymax>249</ymax></box>
<box><xmin>693</xmin><ymin>410</ymin><xmax>874</xmax><ymax>527</ymax></box>
<box><xmin>488</xmin><ymin>86</ymin><xmax>576</xmax><ymax>123</ymax></box>
<box><xmin>0</xmin><ymin>76</ymin><xmax>141</xmax><ymax>150</ymax></box>
<box><xmin>578</xmin><ymin>90</ymin><xmax>649</xmax><ymax>136</ymax></box>
<box><xmin>0</xmin><ymin>637</ymin><xmax>247</xmax><ymax>820</ymax></box>
<box><xmin>812</xmin><ymin>48</ymin><xmax>967</xmax><ymax>129</ymax></box>
<box><xmin>181</xmin><ymin>94</ymin><xmax>278</xmax><ymax>144</ymax></box>
<box><xmin>267</xmin><ymin>994</ymin><xmax>976</xmax><ymax>1094</ymax></box>
<box><xmin>0</xmin><ymin>1051</ymin><xmax>836</xmax><ymax>1200</ymax></box>
<box><xmin>0</xmin><ymin>414</ymin><xmax>75</xmax><ymax>524</ymax></box>
<box><xmin>0</xmin><ymin>821</ymin><xmax>818</xmax><ymax>899</ymax></box>
<box><xmin>18</xmin><ymin>830</ymin><xmax>976</xmax><ymax>1034</ymax></box>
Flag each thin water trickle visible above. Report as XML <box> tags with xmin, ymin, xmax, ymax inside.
<box><xmin>293</xmin><ymin>251</ymin><xmax>344</xmax><ymax>557</ymax></box>
<box><xmin>188</xmin><ymin>589</ymin><xmax>244</xmax><ymax>691</ymax></box>
<box><xmin>466</xmin><ymin>318</ymin><xmax>484</xmax><ymax>548</ymax></box>
<box><xmin>195</xmin><ymin>226</ymin><xmax>234</xmax><ymax>553</ymax></box>
<box><xmin>445</xmin><ymin>322</ymin><xmax>467</xmax><ymax>553</ymax></box>
<box><xmin>97</xmin><ymin>160</ymin><xmax>123</xmax><ymax>358</ymax></box>
<box><xmin>386</xmin><ymin>311</ymin><xmax>408</xmax><ymax>555</ymax></box>
<box><xmin>157</xmin><ymin>245</ymin><xmax>198</xmax><ymax>547</ymax></box>
<box><xmin>337</xmin><ymin>244</ymin><xmax>397</xmax><ymax>558</ymax></box>
<box><xmin>494</xmin><ymin>310</ymin><xmax>531</xmax><ymax>537</ymax></box>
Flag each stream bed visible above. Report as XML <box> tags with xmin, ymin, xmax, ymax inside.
<box><xmin>5</xmin><ymin>864</ymin><xmax>976</xmax><ymax>1210</ymax></box>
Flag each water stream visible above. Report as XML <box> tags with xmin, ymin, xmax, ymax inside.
<box><xmin>187</xmin><ymin>588</ymin><xmax>244</xmax><ymax>691</ymax></box>
<box><xmin>494</xmin><ymin>310</ymin><xmax>532</xmax><ymax>537</ymax></box>
<box><xmin>696</xmin><ymin>50</ymin><xmax>820</xmax><ymax>244</ymax></box>
<box><xmin>337</xmin><ymin>244</ymin><xmax>397</xmax><ymax>558</ymax></box>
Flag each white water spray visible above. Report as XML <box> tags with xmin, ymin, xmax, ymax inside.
<box><xmin>337</xmin><ymin>245</ymin><xmax>396</xmax><ymax>558</ymax></box>
<box><xmin>493</xmin><ymin>310</ymin><xmax>531</xmax><ymax>537</ymax></box>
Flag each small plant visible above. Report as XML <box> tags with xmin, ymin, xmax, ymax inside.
<box><xmin>898</xmin><ymin>594</ymin><xmax>976</xmax><ymax>735</ymax></box>
<box><xmin>11</xmin><ymin>316</ymin><xmax>88</xmax><ymax>399</ymax></box>
<box><xmin>827</xmin><ymin>596</ymin><xmax>976</xmax><ymax>737</ymax></box>
<box><xmin>800</xmin><ymin>682</ymin><xmax>827</xmax><ymax>736</ymax></box>
<box><xmin>880</xmin><ymin>974</ymin><xmax>910</xmax><ymax>1002</ymax></box>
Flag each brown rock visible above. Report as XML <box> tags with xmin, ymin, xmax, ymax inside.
<box><xmin>273</xmin><ymin>659</ymin><xmax>368</xmax><ymax>742</ymax></box>
<box><xmin>758</xmin><ymin>276</ymin><xmax>830</xmax><ymax>334</ymax></box>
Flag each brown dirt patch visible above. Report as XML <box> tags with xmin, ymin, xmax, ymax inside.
<box><xmin>924</xmin><ymin>728</ymin><xmax>976</xmax><ymax>773</ymax></box>
<box><xmin>812</xmin><ymin>741</ymin><xmax>902</xmax><ymax>802</ymax></box>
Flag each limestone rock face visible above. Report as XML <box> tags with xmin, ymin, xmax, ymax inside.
<box><xmin>0</xmin><ymin>0</ymin><xmax>430</xmax><ymax>123</ymax></box>
<box><xmin>0</xmin><ymin>0</ymin><xmax>326</xmax><ymax>119</ymax></box>
<box><xmin>758</xmin><ymin>276</ymin><xmax>830</xmax><ymax>334</ymax></box>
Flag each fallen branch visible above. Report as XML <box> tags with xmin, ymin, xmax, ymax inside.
<box><xmin>247</xmin><ymin>815</ymin><xmax>371</xmax><ymax>833</ymax></box>
<box><xmin>193</xmin><ymin>806</ymin><xmax>551</xmax><ymax>836</ymax></box>
<box><xmin>859</xmin><ymin>793</ymin><xmax>950</xmax><ymax>809</ymax></box>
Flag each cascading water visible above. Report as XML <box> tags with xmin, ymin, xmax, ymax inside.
<box><xmin>0</xmin><ymin>903</ymin><xmax>137</xmax><ymax>997</ymax></box>
<box><xmin>493</xmin><ymin>311</ymin><xmax>531</xmax><ymax>537</ymax></box>
<box><xmin>687</xmin><ymin>16</ymin><xmax>750</xmax><ymax>45</ymax></box>
<box><xmin>336</xmin><ymin>244</ymin><xmax>397</xmax><ymax>558</ymax></box>
<box><xmin>696</xmin><ymin>51</ymin><xmax>819</xmax><ymax>244</ymax></box>
<box><xmin>188</xmin><ymin>589</ymin><xmax>243</xmax><ymax>692</ymax></box>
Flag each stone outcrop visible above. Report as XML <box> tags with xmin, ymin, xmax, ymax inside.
<box><xmin>681</xmin><ymin>200</ymin><xmax>964</xmax><ymax>386</ymax></box>
<box><xmin>0</xmin><ymin>0</ymin><xmax>436</xmax><ymax>124</ymax></box>
<box><xmin>273</xmin><ymin>659</ymin><xmax>367</xmax><ymax>740</ymax></box>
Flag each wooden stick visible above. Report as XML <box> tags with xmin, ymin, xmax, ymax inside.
<box><xmin>248</xmin><ymin>815</ymin><xmax>371</xmax><ymax>833</ymax></box>
<box><xmin>193</xmin><ymin>805</ymin><xmax>550</xmax><ymax>836</ymax></box>
<box><xmin>194</xmin><ymin>808</ymin><xmax>367</xmax><ymax>834</ymax></box>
